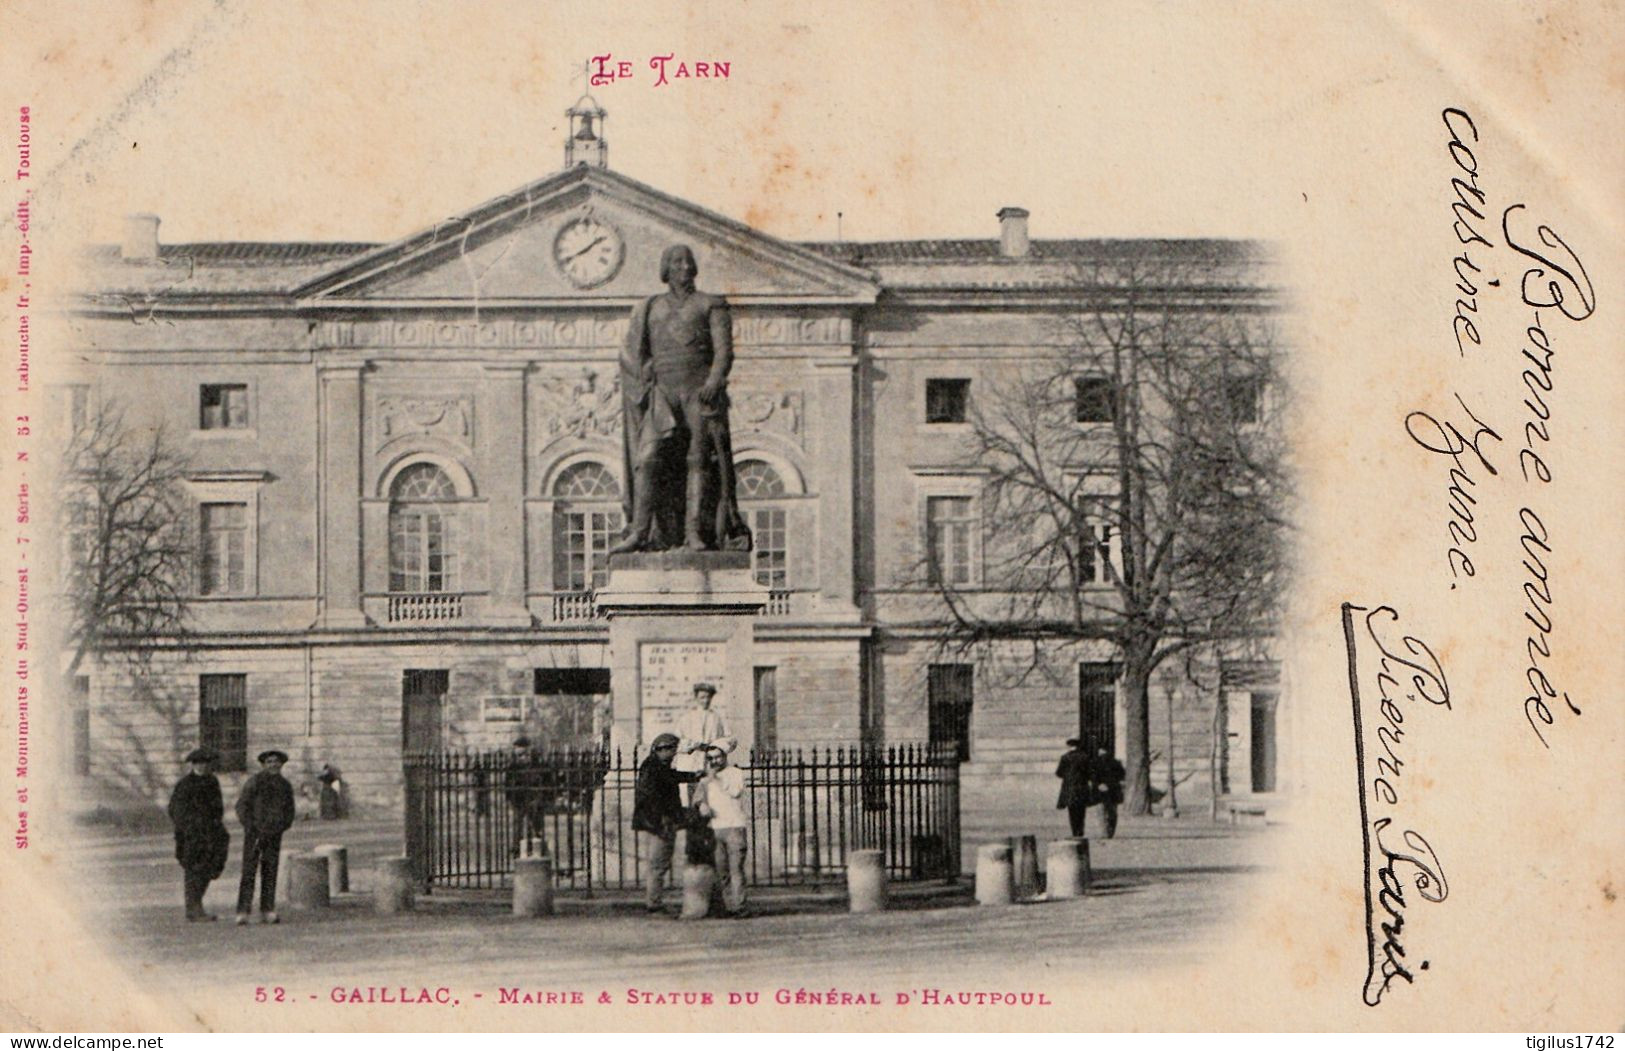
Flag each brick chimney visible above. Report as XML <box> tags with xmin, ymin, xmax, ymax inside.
<box><xmin>122</xmin><ymin>213</ymin><xmax>161</xmax><ymax>261</ymax></box>
<box><xmin>997</xmin><ymin>206</ymin><xmax>1030</xmax><ymax>257</ymax></box>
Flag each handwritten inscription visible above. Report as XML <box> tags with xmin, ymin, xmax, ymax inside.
<box><xmin>1343</xmin><ymin>603</ymin><xmax>1452</xmax><ymax>1007</ymax></box>
<box><xmin>1416</xmin><ymin>107</ymin><xmax>1595</xmax><ymax>747</ymax></box>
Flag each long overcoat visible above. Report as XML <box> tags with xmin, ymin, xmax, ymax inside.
<box><xmin>1055</xmin><ymin>748</ymin><xmax>1094</xmax><ymax>808</ymax></box>
<box><xmin>167</xmin><ymin>772</ymin><xmax>230</xmax><ymax>878</ymax></box>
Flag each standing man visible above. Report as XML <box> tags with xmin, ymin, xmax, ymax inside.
<box><xmin>504</xmin><ymin>735</ymin><xmax>549</xmax><ymax>858</ymax></box>
<box><xmin>1089</xmin><ymin>744</ymin><xmax>1128</xmax><ymax>839</ymax></box>
<box><xmin>234</xmin><ymin>748</ymin><xmax>296</xmax><ymax>925</ymax></box>
<box><xmin>632</xmin><ymin>732</ymin><xmax>703</xmax><ymax>914</ymax></box>
<box><xmin>698</xmin><ymin>746</ymin><xmax>749</xmax><ymax>917</ymax></box>
<box><xmin>1054</xmin><ymin>737</ymin><xmax>1092</xmax><ymax>838</ymax></box>
<box><xmin>167</xmin><ymin>746</ymin><xmax>230</xmax><ymax>921</ymax></box>
<box><xmin>610</xmin><ymin>243</ymin><xmax>752</xmax><ymax>554</ymax></box>
<box><xmin>676</xmin><ymin>682</ymin><xmax>735</xmax><ymax>778</ymax></box>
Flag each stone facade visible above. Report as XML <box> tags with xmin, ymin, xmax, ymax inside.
<box><xmin>59</xmin><ymin>163</ymin><xmax>1286</xmax><ymax>829</ymax></box>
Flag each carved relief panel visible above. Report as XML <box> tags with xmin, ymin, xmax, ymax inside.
<box><xmin>533</xmin><ymin>365</ymin><xmax>622</xmax><ymax>454</ymax></box>
<box><xmin>371</xmin><ymin>393</ymin><xmax>476</xmax><ymax>455</ymax></box>
<box><xmin>730</xmin><ymin>387</ymin><xmax>806</xmax><ymax>449</ymax></box>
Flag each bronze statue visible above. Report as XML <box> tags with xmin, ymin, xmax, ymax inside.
<box><xmin>611</xmin><ymin>245</ymin><xmax>752</xmax><ymax>554</ymax></box>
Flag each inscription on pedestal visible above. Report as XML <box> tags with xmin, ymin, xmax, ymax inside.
<box><xmin>640</xmin><ymin>642</ymin><xmax>728</xmax><ymax>739</ymax></box>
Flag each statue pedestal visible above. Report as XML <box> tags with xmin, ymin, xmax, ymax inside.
<box><xmin>597</xmin><ymin>551</ymin><xmax>769</xmax><ymax>755</ymax></box>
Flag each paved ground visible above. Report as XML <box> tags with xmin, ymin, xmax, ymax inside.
<box><xmin>67</xmin><ymin>813</ymin><xmax>1273</xmax><ymax>997</ymax></box>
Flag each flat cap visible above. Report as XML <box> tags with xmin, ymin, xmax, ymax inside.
<box><xmin>184</xmin><ymin>747</ymin><xmax>219</xmax><ymax>764</ymax></box>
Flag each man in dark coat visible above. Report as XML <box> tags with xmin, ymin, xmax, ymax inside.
<box><xmin>1054</xmin><ymin>737</ymin><xmax>1093</xmax><ymax>838</ymax></box>
<box><xmin>504</xmin><ymin>736</ymin><xmax>549</xmax><ymax>858</ymax></box>
<box><xmin>167</xmin><ymin>747</ymin><xmax>230</xmax><ymax>921</ymax></box>
<box><xmin>631</xmin><ymin>732</ymin><xmax>703</xmax><ymax>913</ymax></box>
<box><xmin>234</xmin><ymin>748</ymin><xmax>296</xmax><ymax>924</ymax></box>
<box><xmin>1088</xmin><ymin>745</ymin><xmax>1128</xmax><ymax>839</ymax></box>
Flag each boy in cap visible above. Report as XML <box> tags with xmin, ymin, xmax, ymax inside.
<box><xmin>632</xmin><ymin>732</ymin><xmax>703</xmax><ymax>913</ymax></box>
<box><xmin>234</xmin><ymin>748</ymin><xmax>296</xmax><ymax>924</ymax></box>
<box><xmin>676</xmin><ymin>682</ymin><xmax>735</xmax><ymax>776</ymax></box>
<box><xmin>167</xmin><ymin>747</ymin><xmax>230</xmax><ymax>921</ymax></box>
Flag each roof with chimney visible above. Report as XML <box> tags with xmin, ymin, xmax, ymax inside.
<box><xmin>75</xmin><ymin>157</ymin><xmax>1272</xmax><ymax>302</ymax></box>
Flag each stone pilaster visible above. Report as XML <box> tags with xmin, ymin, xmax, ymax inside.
<box><xmin>318</xmin><ymin>365</ymin><xmax>367</xmax><ymax>627</ymax></box>
<box><xmin>481</xmin><ymin>364</ymin><xmax>532</xmax><ymax>626</ymax></box>
<box><xmin>812</xmin><ymin>357</ymin><xmax>859</xmax><ymax>614</ymax></box>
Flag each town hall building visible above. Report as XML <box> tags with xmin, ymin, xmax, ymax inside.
<box><xmin>59</xmin><ymin>100</ymin><xmax>1288</xmax><ymax>842</ymax></box>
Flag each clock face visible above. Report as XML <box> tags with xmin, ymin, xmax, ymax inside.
<box><xmin>552</xmin><ymin>216</ymin><xmax>625</xmax><ymax>289</ymax></box>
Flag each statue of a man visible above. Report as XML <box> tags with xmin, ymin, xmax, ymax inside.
<box><xmin>611</xmin><ymin>244</ymin><xmax>752</xmax><ymax>553</ymax></box>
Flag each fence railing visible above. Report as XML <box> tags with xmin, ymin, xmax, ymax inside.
<box><xmin>403</xmin><ymin>744</ymin><xmax>961</xmax><ymax>894</ymax></box>
<box><xmin>385</xmin><ymin>592</ymin><xmax>465</xmax><ymax>623</ymax></box>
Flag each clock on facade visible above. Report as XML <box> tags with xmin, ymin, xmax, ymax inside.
<box><xmin>552</xmin><ymin>216</ymin><xmax>625</xmax><ymax>288</ymax></box>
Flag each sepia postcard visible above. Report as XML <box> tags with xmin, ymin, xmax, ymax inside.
<box><xmin>0</xmin><ymin>0</ymin><xmax>1619</xmax><ymax>1033</ymax></box>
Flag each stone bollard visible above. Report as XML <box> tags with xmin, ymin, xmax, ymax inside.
<box><xmin>512</xmin><ymin>856</ymin><xmax>554</xmax><ymax>918</ymax></box>
<box><xmin>374</xmin><ymin>857</ymin><xmax>414</xmax><ymax>915</ymax></box>
<box><xmin>974</xmin><ymin>843</ymin><xmax>1014</xmax><ymax>906</ymax></box>
<box><xmin>846</xmin><ymin>849</ymin><xmax>888</xmax><ymax>913</ymax></box>
<box><xmin>1008</xmin><ymin>835</ymin><xmax>1040</xmax><ymax>899</ymax></box>
<box><xmin>286</xmin><ymin>853</ymin><xmax>330</xmax><ymax>910</ymax></box>
<box><xmin>314</xmin><ymin>844</ymin><xmax>349</xmax><ymax>896</ymax></box>
<box><xmin>680</xmin><ymin>864</ymin><xmax>717</xmax><ymax>921</ymax></box>
<box><xmin>1045</xmin><ymin>838</ymin><xmax>1091</xmax><ymax>899</ymax></box>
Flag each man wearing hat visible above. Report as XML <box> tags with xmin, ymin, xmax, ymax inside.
<box><xmin>504</xmin><ymin>735</ymin><xmax>549</xmax><ymax>858</ymax></box>
<box><xmin>167</xmin><ymin>747</ymin><xmax>230</xmax><ymax>921</ymax></box>
<box><xmin>631</xmin><ymin>732</ymin><xmax>704</xmax><ymax>913</ymax></box>
<box><xmin>1055</xmin><ymin>737</ymin><xmax>1093</xmax><ymax>838</ymax></box>
<box><xmin>233</xmin><ymin>748</ymin><xmax>296</xmax><ymax>924</ymax></box>
<box><xmin>676</xmin><ymin>682</ymin><xmax>735</xmax><ymax>776</ymax></box>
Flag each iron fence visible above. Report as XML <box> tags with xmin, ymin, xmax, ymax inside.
<box><xmin>403</xmin><ymin>744</ymin><xmax>960</xmax><ymax>893</ymax></box>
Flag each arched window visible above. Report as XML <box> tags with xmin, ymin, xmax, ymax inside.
<box><xmin>736</xmin><ymin>459</ymin><xmax>788</xmax><ymax>589</ymax></box>
<box><xmin>553</xmin><ymin>462</ymin><xmax>622</xmax><ymax>591</ymax></box>
<box><xmin>389</xmin><ymin>463</ymin><xmax>460</xmax><ymax>593</ymax></box>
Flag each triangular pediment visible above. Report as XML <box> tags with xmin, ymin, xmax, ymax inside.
<box><xmin>296</xmin><ymin>166</ymin><xmax>877</xmax><ymax>306</ymax></box>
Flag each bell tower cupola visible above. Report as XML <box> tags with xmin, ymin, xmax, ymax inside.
<box><xmin>565</xmin><ymin>94</ymin><xmax>608</xmax><ymax>169</ymax></box>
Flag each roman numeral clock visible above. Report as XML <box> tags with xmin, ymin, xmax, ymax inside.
<box><xmin>552</xmin><ymin>215</ymin><xmax>625</xmax><ymax>288</ymax></box>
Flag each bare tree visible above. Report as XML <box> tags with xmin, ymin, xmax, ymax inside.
<box><xmin>51</xmin><ymin>399</ymin><xmax>194</xmax><ymax>682</ymax></box>
<box><xmin>915</xmin><ymin>249</ymin><xmax>1288</xmax><ymax>815</ymax></box>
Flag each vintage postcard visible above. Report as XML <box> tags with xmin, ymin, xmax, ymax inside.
<box><xmin>0</xmin><ymin>0</ymin><xmax>1619</xmax><ymax>1033</ymax></box>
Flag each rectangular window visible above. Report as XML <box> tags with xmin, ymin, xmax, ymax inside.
<box><xmin>754</xmin><ymin>667</ymin><xmax>778</xmax><ymax>754</ymax></box>
<box><xmin>927</xmin><ymin>663</ymin><xmax>974</xmax><ymax>762</ymax></box>
<box><xmin>199</xmin><ymin>674</ymin><xmax>248</xmax><ymax>772</ymax></box>
<box><xmin>751</xmin><ymin>508</ymin><xmax>788</xmax><ymax>588</ymax></box>
<box><xmin>402</xmin><ymin>669</ymin><xmax>449</xmax><ymax>752</ymax></box>
<box><xmin>926</xmin><ymin>495</ymin><xmax>976</xmax><ymax>586</ymax></box>
<box><xmin>198</xmin><ymin>502</ymin><xmax>248</xmax><ymax>595</ymax></box>
<box><xmin>533</xmin><ymin>668</ymin><xmax>613</xmax><ymax>750</ymax></box>
<box><xmin>391</xmin><ymin>511</ymin><xmax>458</xmax><ymax>592</ymax></box>
<box><xmin>72</xmin><ymin>675</ymin><xmax>91</xmax><ymax>777</ymax></box>
<box><xmin>1078</xmin><ymin>662</ymin><xmax>1119</xmax><ymax>756</ymax></box>
<box><xmin>561</xmin><ymin>510</ymin><xmax>621</xmax><ymax>591</ymax></box>
<box><xmin>1077</xmin><ymin>498</ymin><xmax>1120</xmax><ymax>585</ymax></box>
<box><xmin>924</xmin><ymin>378</ymin><xmax>971</xmax><ymax>424</ymax></box>
<box><xmin>1250</xmin><ymin>690</ymin><xmax>1278</xmax><ymax>793</ymax></box>
<box><xmin>199</xmin><ymin>384</ymin><xmax>250</xmax><ymax>430</ymax></box>
<box><xmin>1074</xmin><ymin>376</ymin><xmax>1116</xmax><ymax>424</ymax></box>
